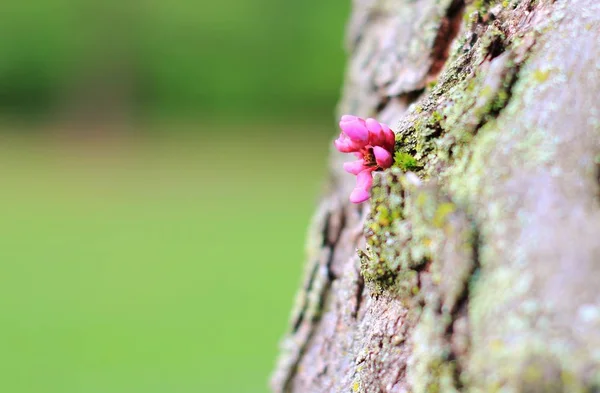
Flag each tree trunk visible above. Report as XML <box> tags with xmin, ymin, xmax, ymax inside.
<box><xmin>271</xmin><ymin>0</ymin><xmax>600</xmax><ymax>392</ymax></box>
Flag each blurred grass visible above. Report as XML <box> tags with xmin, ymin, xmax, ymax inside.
<box><xmin>0</xmin><ymin>0</ymin><xmax>350</xmax><ymax>120</ymax></box>
<box><xmin>0</xmin><ymin>0</ymin><xmax>347</xmax><ymax>391</ymax></box>
<box><xmin>0</xmin><ymin>125</ymin><xmax>333</xmax><ymax>393</ymax></box>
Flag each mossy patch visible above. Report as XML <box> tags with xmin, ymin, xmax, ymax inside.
<box><xmin>360</xmin><ymin>169</ymin><xmax>413</xmax><ymax>295</ymax></box>
<box><xmin>360</xmin><ymin>167</ymin><xmax>473</xmax><ymax>303</ymax></box>
<box><xmin>394</xmin><ymin>151</ymin><xmax>422</xmax><ymax>171</ymax></box>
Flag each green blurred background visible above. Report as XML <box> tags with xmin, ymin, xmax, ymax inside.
<box><xmin>0</xmin><ymin>1</ymin><xmax>349</xmax><ymax>392</ymax></box>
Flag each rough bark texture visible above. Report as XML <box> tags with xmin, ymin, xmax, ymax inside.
<box><xmin>272</xmin><ymin>0</ymin><xmax>600</xmax><ymax>392</ymax></box>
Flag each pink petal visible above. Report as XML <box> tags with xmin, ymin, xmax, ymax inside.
<box><xmin>334</xmin><ymin>138</ymin><xmax>352</xmax><ymax>153</ymax></box>
<box><xmin>349</xmin><ymin>169</ymin><xmax>374</xmax><ymax>203</ymax></box>
<box><xmin>382</xmin><ymin>124</ymin><xmax>395</xmax><ymax>151</ymax></box>
<box><xmin>365</xmin><ymin>118</ymin><xmax>382</xmax><ymax>133</ymax></box>
<box><xmin>340</xmin><ymin>119</ymin><xmax>369</xmax><ymax>143</ymax></box>
<box><xmin>356</xmin><ymin>169</ymin><xmax>373</xmax><ymax>190</ymax></box>
<box><xmin>341</xmin><ymin>114</ymin><xmax>358</xmax><ymax>122</ymax></box>
<box><xmin>349</xmin><ymin>187</ymin><xmax>370</xmax><ymax>203</ymax></box>
<box><xmin>343</xmin><ymin>159</ymin><xmax>367</xmax><ymax>175</ymax></box>
<box><xmin>366</xmin><ymin>118</ymin><xmax>385</xmax><ymax>146</ymax></box>
<box><xmin>334</xmin><ymin>134</ymin><xmax>362</xmax><ymax>153</ymax></box>
<box><xmin>373</xmin><ymin>146</ymin><xmax>393</xmax><ymax>168</ymax></box>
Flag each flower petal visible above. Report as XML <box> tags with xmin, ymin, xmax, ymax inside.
<box><xmin>334</xmin><ymin>138</ymin><xmax>352</xmax><ymax>153</ymax></box>
<box><xmin>365</xmin><ymin>118</ymin><xmax>382</xmax><ymax>133</ymax></box>
<box><xmin>349</xmin><ymin>187</ymin><xmax>370</xmax><ymax>203</ymax></box>
<box><xmin>334</xmin><ymin>134</ymin><xmax>363</xmax><ymax>153</ymax></box>
<box><xmin>356</xmin><ymin>169</ymin><xmax>373</xmax><ymax>190</ymax></box>
<box><xmin>366</xmin><ymin>118</ymin><xmax>386</xmax><ymax>146</ymax></box>
<box><xmin>343</xmin><ymin>159</ymin><xmax>367</xmax><ymax>175</ymax></box>
<box><xmin>341</xmin><ymin>114</ymin><xmax>358</xmax><ymax>122</ymax></box>
<box><xmin>340</xmin><ymin>119</ymin><xmax>369</xmax><ymax>143</ymax></box>
<box><xmin>373</xmin><ymin>146</ymin><xmax>393</xmax><ymax>168</ymax></box>
<box><xmin>382</xmin><ymin>124</ymin><xmax>395</xmax><ymax>151</ymax></box>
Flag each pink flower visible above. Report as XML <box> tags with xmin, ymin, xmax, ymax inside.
<box><xmin>334</xmin><ymin>115</ymin><xmax>395</xmax><ymax>203</ymax></box>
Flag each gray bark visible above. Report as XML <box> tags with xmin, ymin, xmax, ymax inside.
<box><xmin>272</xmin><ymin>0</ymin><xmax>600</xmax><ymax>392</ymax></box>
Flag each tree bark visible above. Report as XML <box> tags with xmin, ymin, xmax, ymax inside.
<box><xmin>272</xmin><ymin>0</ymin><xmax>600</xmax><ymax>392</ymax></box>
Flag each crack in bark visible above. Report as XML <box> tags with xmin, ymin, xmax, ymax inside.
<box><xmin>426</xmin><ymin>0</ymin><xmax>466</xmax><ymax>85</ymax></box>
<box><xmin>376</xmin><ymin>89</ymin><xmax>426</xmax><ymax>115</ymax></box>
<box><xmin>280</xmin><ymin>203</ymin><xmax>348</xmax><ymax>393</ymax></box>
<box><xmin>595</xmin><ymin>160</ymin><xmax>600</xmax><ymax>204</ymax></box>
<box><xmin>443</xmin><ymin>222</ymin><xmax>481</xmax><ymax>390</ymax></box>
<box><xmin>291</xmin><ymin>261</ymin><xmax>320</xmax><ymax>333</ymax></box>
<box><xmin>352</xmin><ymin>269</ymin><xmax>365</xmax><ymax>319</ymax></box>
<box><xmin>283</xmin><ymin>260</ymin><xmax>333</xmax><ymax>392</ymax></box>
